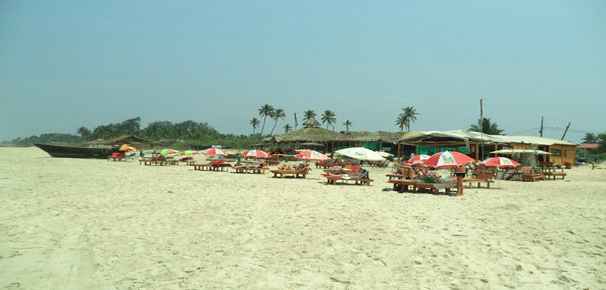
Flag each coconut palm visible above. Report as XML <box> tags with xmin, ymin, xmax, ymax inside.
<box><xmin>303</xmin><ymin>110</ymin><xmax>319</xmax><ymax>128</ymax></box>
<box><xmin>321</xmin><ymin>110</ymin><xmax>337</xmax><ymax>130</ymax></box>
<box><xmin>343</xmin><ymin>120</ymin><xmax>352</xmax><ymax>133</ymax></box>
<box><xmin>269</xmin><ymin>108</ymin><xmax>286</xmax><ymax>136</ymax></box>
<box><xmin>283</xmin><ymin>124</ymin><xmax>292</xmax><ymax>133</ymax></box>
<box><xmin>249</xmin><ymin>117</ymin><xmax>260</xmax><ymax>135</ymax></box>
<box><xmin>469</xmin><ymin>118</ymin><xmax>504</xmax><ymax>135</ymax></box>
<box><xmin>258</xmin><ymin>104</ymin><xmax>274</xmax><ymax>135</ymax></box>
<box><xmin>583</xmin><ymin>133</ymin><xmax>598</xmax><ymax>144</ymax></box>
<box><xmin>395</xmin><ymin>106</ymin><xmax>419</xmax><ymax>131</ymax></box>
<box><xmin>77</xmin><ymin>126</ymin><xmax>91</xmax><ymax>139</ymax></box>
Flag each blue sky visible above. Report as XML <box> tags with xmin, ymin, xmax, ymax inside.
<box><xmin>1</xmin><ymin>0</ymin><xmax>604</xmax><ymax>141</ymax></box>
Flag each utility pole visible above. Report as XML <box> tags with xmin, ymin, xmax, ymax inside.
<box><xmin>479</xmin><ymin>97</ymin><xmax>484</xmax><ymax>130</ymax></box>
<box><xmin>561</xmin><ymin>122</ymin><xmax>571</xmax><ymax>140</ymax></box>
<box><xmin>293</xmin><ymin>113</ymin><xmax>298</xmax><ymax>130</ymax></box>
<box><xmin>539</xmin><ymin>116</ymin><xmax>544</xmax><ymax>137</ymax></box>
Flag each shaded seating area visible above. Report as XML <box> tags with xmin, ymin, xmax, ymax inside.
<box><xmin>463</xmin><ymin>165</ymin><xmax>496</xmax><ymax>188</ymax></box>
<box><xmin>322</xmin><ymin>164</ymin><xmax>373</xmax><ymax>185</ymax></box>
<box><xmin>270</xmin><ymin>163</ymin><xmax>310</xmax><ymax>178</ymax></box>
<box><xmin>388</xmin><ymin>174</ymin><xmax>459</xmax><ymax>194</ymax></box>
<box><xmin>519</xmin><ymin>166</ymin><xmax>545</xmax><ymax>182</ymax></box>
<box><xmin>233</xmin><ymin>163</ymin><xmax>268</xmax><ymax>174</ymax></box>
<box><xmin>193</xmin><ymin>160</ymin><xmax>232</xmax><ymax>172</ymax></box>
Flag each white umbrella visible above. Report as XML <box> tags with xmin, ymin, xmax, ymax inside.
<box><xmin>335</xmin><ymin>147</ymin><xmax>386</xmax><ymax>162</ymax></box>
<box><xmin>491</xmin><ymin>149</ymin><xmax>551</xmax><ymax>155</ymax></box>
<box><xmin>376</xmin><ymin>151</ymin><xmax>393</xmax><ymax>158</ymax></box>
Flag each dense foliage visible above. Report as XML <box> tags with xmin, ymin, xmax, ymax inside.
<box><xmin>3</xmin><ymin>133</ymin><xmax>83</xmax><ymax>146</ymax></box>
<box><xmin>3</xmin><ymin>117</ymin><xmax>262</xmax><ymax>149</ymax></box>
<box><xmin>469</xmin><ymin>118</ymin><xmax>505</xmax><ymax>135</ymax></box>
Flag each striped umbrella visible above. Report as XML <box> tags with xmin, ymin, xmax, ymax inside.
<box><xmin>295</xmin><ymin>149</ymin><xmax>328</xmax><ymax>161</ymax></box>
<box><xmin>481</xmin><ymin>157</ymin><xmax>520</xmax><ymax>168</ymax></box>
<box><xmin>242</xmin><ymin>149</ymin><xmax>270</xmax><ymax>159</ymax></box>
<box><xmin>406</xmin><ymin>154</ymin><xmax>430</xmax><ymax>165</ymax></box>
<box><xmin>204</xmin><ymin>147</ymin><xmax>225</xmax><ymax>157</ymax></box>
<box><xmin>424</xmin><ymin>151</ymin><xmax>475</xmax><ymax>169</ymax></box>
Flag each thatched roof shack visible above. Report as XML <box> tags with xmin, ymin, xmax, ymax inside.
<box><xmin>397</xmin><ymin>130</ymin><xmax>577</xmax><ymax>166</ymax></box>
<box><xmin>267</xmin><ymin>128</ymin><xmax>411</xmax><ymax>153</ymax></box>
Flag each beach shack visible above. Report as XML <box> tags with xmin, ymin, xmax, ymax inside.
<box><xmin>267</xmin><ymin>128</ymin><xmax>407</xmax><ymax>154</ymax></box>
<box><xmin>492</xmin><ymin>136</ymin><xmax>577</xmax><ymax>167</ymax></box>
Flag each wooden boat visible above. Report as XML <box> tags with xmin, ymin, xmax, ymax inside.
<box><xmin>34</xmin><ymin>143</ymin><xmax>113</xmax><ymax>159</ymax></box>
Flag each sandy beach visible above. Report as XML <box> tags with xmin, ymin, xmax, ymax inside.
<box><xmin>1</xmin><ymin>147</ymin><xmax>605</xmax><ymax>289</ymax></box>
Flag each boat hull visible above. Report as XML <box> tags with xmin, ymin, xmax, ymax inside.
<box><xmin>34</xmin><ymin>143</ymin><xmax>113</xmax><ymax>159</ymax></box>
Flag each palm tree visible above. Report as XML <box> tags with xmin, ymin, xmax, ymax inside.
<box><xmin>583</xmin><ymin>133</ymin><xmax>598</xmax><ymax>144</ymax></box>
<box><xmin>283</xmin><ymin>124</ymin><xmax>292</xmax><ymax>133</ymax></box>
<box><xmin>77</xmin><ymin>126</ymin><xmax>91</xmax><ymax>139</ymax></box>
<box><xmin>343</xmin><ymin>120</ymin><xmax>352</xmax><ymax>133</ymax></box>
<box><xmin>303</xmin><ymin>110</ymin><xmax>319</xmax><ymax>128</ymax></box>
<box><xmin>249</xmin><ymin>117</ymin><xmax>260</xmax><ymax>135</ymax></box>
<box><xmin>270</xmin><ymin>108</ymin><xmax>286</xmax><ymax>136</ymax></box>
<box><xmin>469</xmin><ymin>118</ymin><xmax>504</xmax><ymax>135</ymax></box>
<box><xmin>395</xmin><ymin>106</ymin><xmax>419</xmax><ymax>131</ymax></box>
<box><xmin>320</xmin><ymin>110</ymin><xmax>337</xmax><ymax>130</ymax></box>
<box><xmin>258</xmin><ymin>104</ymin><xmax>274</xmax><ymax>136</ymax></box>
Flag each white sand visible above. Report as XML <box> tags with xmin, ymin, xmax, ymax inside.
<box><xmin>1</xmin><ymin>147</ymin><xmax>605</xmax><ymax>290</ymax></box>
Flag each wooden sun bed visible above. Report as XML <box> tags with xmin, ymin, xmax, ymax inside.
<box><xmin>323</xmin><ymin>173</ymin><xmax>373</xmax><ymax>185</ymax></box>
<box><xmin>233</xmin><ymin>165</ymin><xmax>268</xmax><ymax>174</ymax></box>
<box><xmin>388</xmin><ymin>179</ymin><xmax>457</xmax><ymax>194</ymax></box>
<box><xmin>193</xmin><ymin>163</ymin><xmax>232</xmax><ymax>172</ymax></box>
<box><xmin>270</xmin><ymin>167</ymin><xmax>310</xmax><ymax>178</ymax></box>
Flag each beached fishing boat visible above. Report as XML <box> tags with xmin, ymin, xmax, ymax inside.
<box><xmin>34</xmin><ymin>143</ymin><xmax>113</xmax><ymax>159</ymax></box>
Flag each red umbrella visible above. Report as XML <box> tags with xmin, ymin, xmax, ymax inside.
<box><xmin>481</xmin><ymin>157</ymin><xmax>520</xmax><ymax>168</ymax></box>
<box><xmin>406</xmin><ymin>154</ymin><xmax>430</xmax><ymax>165</ymax></box>
<box><xmin>424</xmin><ymin>151</ymin><xmax>475</xmax><ymax>169</ymax></box>
<box><xmin>242</xmin><ymin>149</ymin><xmax>270</xmax><ymax>159</ymax></box>
<box><xmin>204</xmin><ymin>147</ymin><xmax>225</xmax><ymax>157</ymax></box>
<box><xmin>295</xmin><ymin>149</ymin><xmax>328</xmax><ymax>161</ymax></box>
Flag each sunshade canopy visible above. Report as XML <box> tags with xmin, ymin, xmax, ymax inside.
<box><xmin>490</xmin><ymin>149</ymin><xmax>551</xmax><ymax>155</ymax></box>
<box><xmin>334</xmin><ymin>147</ymin><xmax>386</xmax><ymax>161</ymax></box>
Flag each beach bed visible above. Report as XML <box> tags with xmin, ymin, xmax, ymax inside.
<box><xmin>270</xmin><ymin>166</ymin><xmax>310</xmax><ymax>178</ymax></box>
<box><xmin>233</xmin><ymin>165</ymin><xmax>268</xmax><ymax>174</ymax></box>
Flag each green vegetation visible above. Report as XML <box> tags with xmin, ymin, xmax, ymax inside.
<box><xmin>3</xmin><ymin>133</ymin><xmax>83</xmax><ymax>146</ymax></box>
<box><xmin>320</xmin><ymin>110</ymin><xmax>337</xmax><ymax>130</ymax></box>
<box><xmin>469</xmin><ymin>118</ymin><xmax>504</xmax><ymax>135</ymax></box>
<box><xmin>395</xmin><ymin>106</ymin><xmax>419</xmax><ymax>131</ymax></box>
<box><xmin>4</xmin><ymin>117</ymin><xmax>262</xmax><ymax>149</ymax></box>
<box><xmin>343</xmin><ymin>120</ymin><xmax>352</xmax><ymax>133</ymax></box>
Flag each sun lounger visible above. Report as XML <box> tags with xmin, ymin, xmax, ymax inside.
<box><xmin>463</xmin><ymin>167</ymin><xmax>496</xmax><ymax>188</ymax></box>
<box><xmin>520</xmin><ymin>166</ymin><xmax>544</xmax><ymax>182</ymax></box>
<box><xmin>270</xmin><ymin>164</ymin><xmax>310</xmax><ymax>178</ymax></box>
<box><xmin>388</xmin><ymin>179</ymin><xmax>457</xmax><ymax>194</ymax></box>
<box><xmin>193</xmin><ymin>160</ymin><xmax>232</xmax><ymax>172</ymax></box>
<box><xmin>233</xmin><ymin>164</ymin><xmax>268</xmax><ymax>174</ymax></box>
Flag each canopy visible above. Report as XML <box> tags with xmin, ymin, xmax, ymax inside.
<box><xmin>406</xmin><ymin>154</ymin><xmax>430</xmax><ymax>165</ymax></box>
<box><xmin>160</xmin><ymin>148</ymin><xmax>178</xmax><ymax>157</ymax></box>
<box><xmin>295</xmin><ymin>149</ymin><xmax>328</xmax><ymax>161</ymax></box>
<box><xmin>334</xmin><ymin>147</ymin><xmax>386</xmax><ymax>162</ymax></box>
<box><xmin>204</xmin><ymin>147</ymin><xmax>226</xmax><ymax>157</ymax></box>
<box><xmin>424</xmin><ymin>151</ymin><xmax>475</xmax><ymax>169</ymax></box>
<box><xmin>481</xmin><ymin>157</ymin><xmax>520</xmax><ymax>168</ymax></box>
<box><xmin>118</xmin><ymin>144</ymin><xmax>137</xmax><ymax>152</ymax></box>
<box><xmin>491</xmin><ymin>149</ymin><xmax>551</xmax><ymax>155</ymax></box>
<box><xmin>242</xmin><ymin>149</ymin><xmax>270</xmax><ymax>159</ymax></box>
<box><xmin>376</xmin><ymin>151</ymin><xmax>394</xmax><ymax>158</ymax></box>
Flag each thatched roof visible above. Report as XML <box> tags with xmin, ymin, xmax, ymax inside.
<box><xmin>398</xmin><ymin>130</ymin><xmax>576</xmax><ymax>146</ymax></box>
<box><xmin>269</xmin><ymin>128</ymin><xmax>412</xmax><ymax>144</ymax></box>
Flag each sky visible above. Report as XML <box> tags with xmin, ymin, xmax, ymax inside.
<box><xmin>1</xmin><ymin>0</ymin><xmax>604</xmax><ymax>142</ymax></box>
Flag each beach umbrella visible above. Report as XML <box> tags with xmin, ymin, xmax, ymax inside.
<box><xmin>406</xmin><ymin>154</ymin><xmax>430</xmax><ymax>165</ymax></box>
<box><xmin>377</xmin><ymin>151</ymin><xmax>394</xmax><ymax>158</ymax></box>
<box><xmin>424</xmin><ymin>151</ymin><xmax>475</xmax><ymax>169</ymax></box>
<box><xmin>119</xmin><ymin>144</ymin><xmax>137</xmax><ymax>152</ymax></box>
<box><xmin>242</xmin><ymin>149</ymin><xmax>270</xmax><ymax>159</ymax></box>
<box><xmin>481</xmin><ymin>157</ymin><xmax>520</xmax><ymax>168</ymax></box>
<box><xmin>334</xmin><ymin>147</ymin><xmax>386</xmax><ymax>162</ymax></box>
<box><xmin>295</xmin><ymin>149</ymin><xmax>328</xmax><ymax>161</ymax></box>
<box><xmin>160</xmin><ymin>148</ymin><xmax>178</xmax><ymax>157</ymax></box>
<box><xmin>204</xmin><ymin>147</ymin><xmax>225</xmax><ymax>157</ymax></box>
